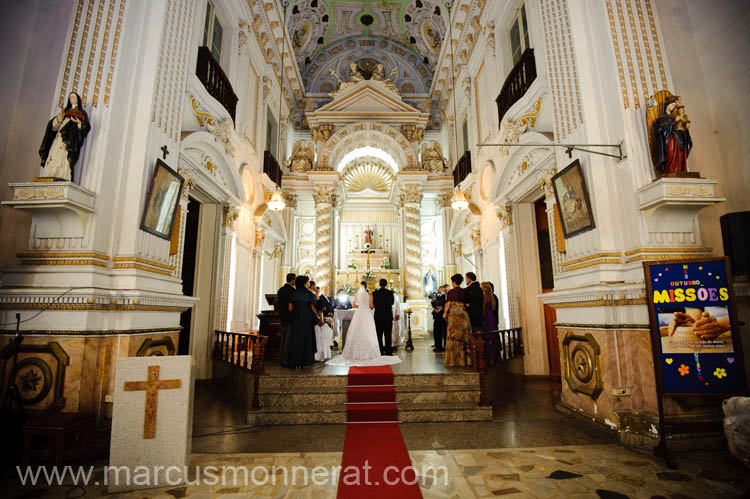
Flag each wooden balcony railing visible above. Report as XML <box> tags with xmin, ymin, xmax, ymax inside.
<box><xmin>453</xmin><ymin>150</ymin><xmax>471</xmax><ymax>187</ymax></box>
<box><xmin>469</xmin><ymin>327</ymin><xmax>524</xmax><ymax>406</ymax></box>
<box><xmin>196</xmin><ymin>46</ymin><xmax>238</xmax><ymax>122</ymax></box>
<box><xmin>213</xmin><ymin>330</ymin><xmax>268</xmax><ymax>409</ymax></box>
<box><xmin>495</xmin><ymin>48</ymin><xmax>537</xmax><ymax>126</ymax></box>
<box><xmin>263</xmin><ymin>151</ymin><xmax>283</xmax><ymax>186</ymax></box>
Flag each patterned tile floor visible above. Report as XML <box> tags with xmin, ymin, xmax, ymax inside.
<box><xmin>2</xmin><ymin>445</ymin><xmax>746</xmax><ymax>498</ymax></box>
<box><xmin>3</xmin><ymin>377</ymin><xmax>746</xmax><ymax>498</ymax></box>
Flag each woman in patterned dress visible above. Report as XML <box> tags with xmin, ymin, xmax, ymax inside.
<box><xmin>443</xmin><ymin>274</ymin><xmax>473</xmax><ymax>367</ymax></box>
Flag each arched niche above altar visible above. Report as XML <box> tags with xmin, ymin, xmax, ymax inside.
<box><xmin>318</xmin><ymin>122</ymin><xmax>417</xmax><ymax>170</ymax></box>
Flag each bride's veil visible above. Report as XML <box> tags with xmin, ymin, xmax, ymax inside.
<box><xmin>354</xmin><ymin>286</ymin><xmax>369</xmax><ymax>309</ymax></box>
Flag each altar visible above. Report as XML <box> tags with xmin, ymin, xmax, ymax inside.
<box><xmin>333</xmin><ymin>305</ymin><xmax>407</xmax><ymax>348</ymax></box>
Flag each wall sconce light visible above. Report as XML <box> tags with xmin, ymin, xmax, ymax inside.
<box><xmin>267</xmin><ymin>187</ymin><xmax>286</xmax><ymax>211</ymax></box>
<box><xmin>451</xmin><ymin>188</ymin><xmax>469</xmax><ymax>210</ymax></box>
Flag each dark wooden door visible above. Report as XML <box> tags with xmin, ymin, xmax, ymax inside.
<box><xmin>535</xmin><ymin>199</ymin><xmax>560</xmax><ymax>378</ymax></box>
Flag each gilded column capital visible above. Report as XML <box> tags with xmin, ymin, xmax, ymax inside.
<box><xmin>254</xmin><ymin>229</ymin><xmax>266</xmax><ymax>248</ymax></box>
<box><xmin>284</xmin><ymin>192</ymin><xmax>298</xmax><ymax>209</ymax></box>
<box><xmin>313</xmin><ymin>186</ymin><xmax>336</xmax><ymax>205</ymax></box>
<box><xmin>399</xmin><ymin>186</ymin><xmax>423</xmax><ymax>205</ymax></box>
<box><xmin>497</xmin><ymin>204</ymin><xmax>513</xmax><ymax>227</ymax></box>
<box><xmin>222</xmin><ymin>206</ymin><xmax>239</xmax><ymax>227</ymax></box>
<box><xmin>439</xmin><ymin>192</ymin><xmax>453</xmax><ymax>208</ymax></box>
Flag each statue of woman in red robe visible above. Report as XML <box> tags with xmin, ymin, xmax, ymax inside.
<box><xmin>655</xmin><ymin>97</ymin><xmax>692</xmax><ymax>175</ymax></box>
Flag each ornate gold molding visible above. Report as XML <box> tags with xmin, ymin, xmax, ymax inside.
<box><xmin>561</xmin><ymin>251</ymin><xmax>621</xmax><ymax>268</ymax></box>
<box><xmin>551</xmin><ymin>298</ymin><xmax>646</xmax><ymax>308</ymax></box>
<box><xmin>112</xmin><ymin>256</ymin><xmax>174</xmax><ymax>271</ymax></box>
<box><xmin>0</xmin><ymin>327</ymin><xmax>182</xmax><ymax>337</ymax></box>
<box><xmin>19</xmin><ymin>251</ymin><xmax>109</xmax><ymax>260</ymax></box>
<box><xmin>112</xmin><ymin>263</ymin><xmax>173</xmax><ymax>276</ymax></box>
<box><xmin>20</xmin><ymin>259</ymin><xmax>108</xmax><ymax>268</ymax></box>
<box><xmin>0</xmin><ymin>303</ymin><xmax>189</xmax><ymax>312</ymax></box>
<box><xmin>555</xmin><ymin>322</ymin><xmax>650</xmax><ymax>330</ymax></box>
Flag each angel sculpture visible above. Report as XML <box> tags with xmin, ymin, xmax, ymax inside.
<box><xmin>421</xmin><ymin>141</ymin><xmax>447</xmax><ymax>173</ymax></box>
<box><xmin>287</xmin><ymin>140</ymin><xmax>315</xmax><ymax>174</ymax></box>
<box><xmin>647</xmin><ymin>90</ymin><xmax>693</xmax><ymax>177</ymax></box>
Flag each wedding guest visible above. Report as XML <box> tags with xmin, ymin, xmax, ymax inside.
<box><xmin>489</xmin><ymin>282</ymin><xmax>500</xmax><ymax>327</ymax></box>
<box><xmin>431</xmin><ymin>285</ymin><xmax>447</xmax><ymax>352</ymax></box>
<box><xmin>465</xmin><ymin>272</ymin><xmax>484</xmax><ymax>332</ymax></box>
<box><xmin>443</xmin><ymin>274</ymin><xmax>472</xmax><ymax>367</ymax></box>
<box><xmin>275</xmin><ymin>273</ymin><xmax>296</xmax><ymax>367</ymax></box>
<box><xmin>282</xmin><ymin>275</ymin><xmax>317</xmax><ymax>369</ymax></box>
<box><xmin>333</xmin><ymin>289</ymin><xmax>352</xmax><ymax>310</ymax></box>
<box><xmin>313</xmin><ymin>286</ymin><xmax>332</xmax><ymax>361</ymax></box>
<box><xmin>481</xmin><ymin>282</ymin><xmax>499</xmax><ymax>364</ymax></box>
<box><xmin>318</xmin><ymin>285</ymin><xmax>334</xmax><ymax>318</ymax></box>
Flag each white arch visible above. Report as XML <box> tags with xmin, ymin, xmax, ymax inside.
<box><xmin>338</xmin><ymin>147</ymin><xmax>399</xmax><ymax>172</ymax></box>
<box><xmin>180</xmin><ymin>131</ymin><xmax>244</xmax><ymax>204</ymax></box>
<box><xmin>319</xmin><ymin>122</ymin><xmax>417</xmax><ymax>170</ymax></box>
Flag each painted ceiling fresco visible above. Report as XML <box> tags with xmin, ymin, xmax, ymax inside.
<box><xmin>285</xmin><ymin>0</ymin><xmax>448</xmax><ymax>98</ymax></box>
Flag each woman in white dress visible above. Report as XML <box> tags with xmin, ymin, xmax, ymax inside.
<box><xmin>327</xmin><ymin>283</ymin><xmax>401</xmax><ymax>367</ymax></box>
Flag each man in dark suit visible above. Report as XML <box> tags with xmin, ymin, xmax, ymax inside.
<box><xmin>318</xmin><ymin>285</ymin><xmax>334</xmax><ymax>317</ymax></box>
<box><xmin>275</xmin><ymin>273</ymin><xmax>296</xmax><ymax>366</ymax></box>
<box><xmin>465</xmin><ymin>272</ymin><xmax>484</xmax><ymax>332</ymax></box>
<box><xmin>333</xmin><ymin>288</ymin><xmax>352</xmax><ymax>310</ymax></box>
<box><xmin>372</xmin><ymin>279</ymin><xmax>395</xmax><ymax>355</ymax></box>
<box><xmin>431</xmin><ymin>285</ymin><xmax>447</xmax><ymax>352</ymax></box>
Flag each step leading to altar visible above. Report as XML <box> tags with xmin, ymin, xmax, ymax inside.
<box><xmin>247</xmin><ymin>372</ymin><xmax>492</xmax><ymax>425</ymax></box>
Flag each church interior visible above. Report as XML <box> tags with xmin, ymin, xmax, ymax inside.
<box><xmin>0</xmin><ymin>0</ymin><xmax>749</xmax><ymax>497</ymax></box>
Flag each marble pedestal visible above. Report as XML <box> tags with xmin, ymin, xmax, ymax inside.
<box><xmin>108</xmin><ymin>355</ymin><xmax>194</xmax><ymax>492</ymax></box>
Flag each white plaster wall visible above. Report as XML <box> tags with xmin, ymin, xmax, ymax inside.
<box><xmin>656</xmin><ymin>0</ymin><xmax>750</xmax><ymax>254</ymax></box>
<box><xmin>0</xmin><ymin>0</ymin><xmax>76</xmax><ymax>266</ymax></box>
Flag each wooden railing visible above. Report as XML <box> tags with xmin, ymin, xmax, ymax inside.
<box><xmin>213</xmin><ymin>330</ymin><xmax>268</xmax><ymax>409</ymax></box>
<box><xmin>453</xmin><ymin>150</ymin><xmax>471</xmax><ymax>187</ymax></box>
<box><xmin>263</xmin><ymin>151</ymin><xmax>283</xmax><ymax>187</ymax></box>
<box><xmin>196</xmin><ymin>46</ymin><xmax>238</xmax><ymax>122</ymax></box>
<box><xmin>495</xmin><ymin>48</ymin><xmax>537</xmax><ymax>126</ymax></box>
<box><xmin>469</xmin><ymin>327</ymin><xmax>524</xmax><ymax>406</ymax></box>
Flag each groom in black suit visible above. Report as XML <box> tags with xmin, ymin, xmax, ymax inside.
<box><xmin>372</xmin><ymin>279</ymin><xmax>395</xmax><ymax>355</ymax></box>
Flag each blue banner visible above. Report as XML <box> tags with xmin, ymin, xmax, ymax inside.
<box><xmin>646</xmin><ymin>259</ymin><xmax>743</xmax><ymax>395</ymax></box>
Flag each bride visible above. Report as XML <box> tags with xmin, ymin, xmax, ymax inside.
<box><xmin>327</xmin><ymin>282</ymin><xmax>401</xmax><ymax>367</ymax></box>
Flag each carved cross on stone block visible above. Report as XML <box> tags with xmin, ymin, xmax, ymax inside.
<box><xmin>123</xmin><ymin>365</ymin><xmax>181</xmax><ymax>439</ymax></box>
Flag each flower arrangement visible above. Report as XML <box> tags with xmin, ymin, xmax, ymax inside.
<box><xmin>347</xmin><ymin>261</ymin><xmax>358</xmax><ymax>269</ymax></box>
<box><xmin>343</xmin><ymin>282</ymin><xmax>354</xmax><ymax>294</ymax></box>
<box><xmin>363</xmin><ymin>270</ymin><xmax>375</xmax><ymax>279</ymax></box>
<box><xmin>380</xmin><ymin>257</ymin><xmax>391</xmax><ymax>269</ymax></box>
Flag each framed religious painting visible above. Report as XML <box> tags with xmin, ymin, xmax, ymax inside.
<box><xmin>140</xmin><ymin>158</ymin><xmax>184</xmax><ymax>240</ymax></box>
<box><xmin>552</xmin><ymin>159</ymin><xmax>595</xmax><ymax>238</ymax></box>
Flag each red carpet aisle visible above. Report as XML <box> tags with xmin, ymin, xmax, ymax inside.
<box><xmin>337</xmin><ymin>366</ymin><xmax>422</xmax><ymax>498</ymax></box>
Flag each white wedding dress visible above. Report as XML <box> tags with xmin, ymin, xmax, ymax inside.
<box><xmin>327</xmin><ymin>287</ymin><xmax>401</xmax><ymax>367</ymax></box>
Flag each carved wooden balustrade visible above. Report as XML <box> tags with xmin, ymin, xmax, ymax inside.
<box><xmin>452</xmin><ymin>150</ymin><xmax>472</xmax><ymax>187</ymax></box>
<box><xmin>213</xmin><ymin>330</ymin><xmax>268</xmax><ymax>409</ymax></box>
<box><xmin>495</xmin><ymin>48</ymin><xmax>537</xmax><ymax>126</ymax></box>
<box><xmin>196</xmin><ymin>46</ymin><xmax>238</xmax><ymax>122</ymax></box>
<box><xmin>263</xmin><ymin>151</ymin><xmax>283</xmax><ymax>187</ymax></box>
<box><xmin>469</xmin><ymin>327</ymin><xmax>524</xmax><ymax>406</ymax></box>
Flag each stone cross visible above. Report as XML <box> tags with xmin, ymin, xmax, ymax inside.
<box><xmin>161</xmin><ymin>145</ymin><xmax>169</xmax><ymax>160</ymax></box>
<box><xmin>123</xmin><ymin>365</ymin><xmax>181</xmax><ymax>439</ymax></box>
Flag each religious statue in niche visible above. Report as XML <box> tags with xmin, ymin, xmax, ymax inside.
<box><xmin>286</xmin><ymin>140</ymin><xmax>315</xmax><ymax>173</ymax></box>
<box><xmin>647</xmin><ymin>90</ymin><xmax>695</xmax><ymax>178</ymax></box>
<box><xmin>420</xmin><ymin>141</ymin><xmax>447</xmax><ymax>173</ymax></box>
<box><xmin>423</xmin><ymin>269</ymin><xmax>437</xmax><ymax>298</ymax></box>
<box><xmin>363</xmin><ymin>226</ymin><xmax>374</xmax><ymax>248</ymax></box>
<box><xmin>38</xmin><ymin>92</ymin><xmax>91</xmax><ymax>182</ymax></box>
